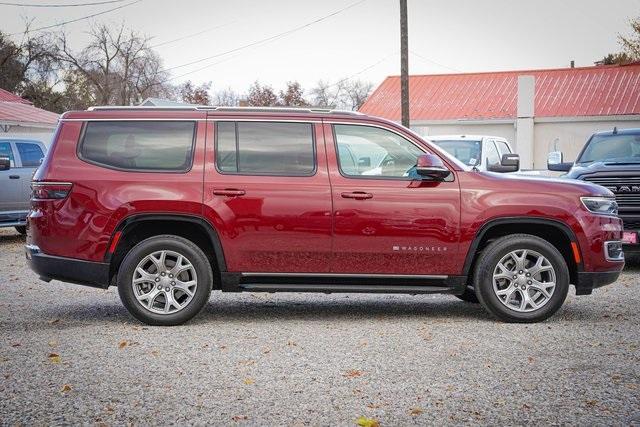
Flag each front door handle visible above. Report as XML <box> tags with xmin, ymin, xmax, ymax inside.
<box><xmin>341</xmin><ymin>191</ymin><xmax>373</xmax><ymax>200</ymax></box>
<box><xmin>213</xmin><ymin>188</ymin><xmax>246</xmax><ymax>197</ymax></box>
<box><xmin>9</xmin><ymin>175</ymin><xmax>19</xmax><ymax>179</ymax></box>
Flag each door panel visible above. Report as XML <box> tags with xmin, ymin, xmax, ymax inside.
<box><xmin>0</xmin><ymin>141</ymin><xmax>22</xmax><ymax>211</ymax></box>
<box><xmin>325</xmin><ymin>123</ymin><xmax>461</xmax><ymax>275</ymax></box>
<box><xmin>203</xmin><ymin>120</ymin><xmax>332</xmax><ymax>273</ymax></box>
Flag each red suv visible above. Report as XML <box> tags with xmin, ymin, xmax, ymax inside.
<box><xmin>26</xmin><ymin>106</ymin><xmax>624</xmax><ymax>325</ymax></box>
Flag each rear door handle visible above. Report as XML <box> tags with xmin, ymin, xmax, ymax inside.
<box><xmin>341</xmin><ymin>191</ymin><xmax>373</xmax><ymax>200</ymax></box>
<box><xmin>9</xmin><ymin>175</ymin><xmax>19</xmax><ymax>179</ymax></box>
<box><xmin>213</xmin><ymin>188</ymin><xmax>246</xmax><ymax>197</ymax></box>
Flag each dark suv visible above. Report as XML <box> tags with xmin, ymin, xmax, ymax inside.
<box><xmin>27</xmin><ymin>106</ymin><xmax>624</xmax><ymax>325</ymax></box>
<box><xmin>548</xmin><ymin>128</ymin><xmax>640</xmax><ymax>253</ymax></box>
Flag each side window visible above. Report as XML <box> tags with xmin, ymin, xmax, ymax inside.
<box><xmin>495</xmin><ymin>140</ymin><xmax>511</xmax><ymax>156</ymax></box>
<box><xmin>485</xmin><ymin>140</ymin><xmax>501</xmax><ymax>166</ymax></box>
<box><xmin>334</xmin><ymin>124</ymin><xmax>423</xmax><ymax>178</ymax></box>
<box><xmin>0</xmin><ymin>142</ymin><xmax>15</xmax><ymax>167</ymax></box>
<box><xmin>80</xmin><ymin>121</ymin><xmax>196</xmax><ymax>171</ymax></box>
<box><xmin>16</xmin><ymin>142</ymin><xmax>44</xmax><ymax>167</ymax></box>
<box><xmin>215</xmin><ymin>121</ymin><xmax>315</xmax><ymax>176</ymax></box>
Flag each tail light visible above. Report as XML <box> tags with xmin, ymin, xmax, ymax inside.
<box><xmin>31</xmin><ymin>182</ymin><xmax>73</xmax><ymax>200</ymax></box>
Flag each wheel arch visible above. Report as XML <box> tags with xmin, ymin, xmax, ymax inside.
<box><xmin>105</xmin><ymin>214</ymin><xmax>226</xmax><ymax>288</ymax></box>
<box><xmin>462</xmin><ymin>217</ymin><xmax>582</xmax><ymax>286</ymax></box>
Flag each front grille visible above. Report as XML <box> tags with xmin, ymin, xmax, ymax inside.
<box><xmin>582</xmin><ymin>176</ymin><xmax>640</xmax><ymax>211</ymax></box>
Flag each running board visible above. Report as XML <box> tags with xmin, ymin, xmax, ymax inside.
<box><xmin>239</xmin><ymin>283</ymin><xmax>456</xmax><ymax>294</ymax></box>
<box><xmin>221</xmin><ymin>273</ymin><xmax>467</xmax><ymax>295</ymax></box>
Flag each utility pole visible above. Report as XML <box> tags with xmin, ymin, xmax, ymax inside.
<box><xmin>400</xmin><ymin>0</ymin><xmax>409</xmax><ymax>128</ymax></box>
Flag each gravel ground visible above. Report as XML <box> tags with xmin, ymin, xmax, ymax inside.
<box><xmin>0</xmin><ymin>227</ymin><xmax>639</xmax><ymax>426</ymax></box>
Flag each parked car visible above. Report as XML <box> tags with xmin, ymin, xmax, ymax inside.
<box><xmin>27</xmin><ymin>106</ymin><xmax>623</xmax><ymax>325</ymax></box>
<box><xmin>428</xmin><ymin>135</ymin><xmax>520</xmax><ymax>172</ymax></box>
<box><xmin>0</xmin><ymin>138</ymin><xmax>47</xmax><ymax>235</ymax></box>
<box><xmin>548</xmin><ymin>127</ymin><xmax>640</xmax><ymax>254</ymax></box>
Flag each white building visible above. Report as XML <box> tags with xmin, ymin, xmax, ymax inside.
<box><xmin>360</xmin><ymin>63</ymin><xmax>640</xmax><ymax>169</ymax></box>
<box><xmin>0</xmin><ymin>88</ymin><xmax>59</xmax><ymax>146</ymax></box>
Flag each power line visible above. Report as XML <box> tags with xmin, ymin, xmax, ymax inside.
<box><xmin>150</xmin><ymin>21</ymin><xmax>235</xmax><ymax>49</ymax></box>
<box><xmin>9</xmin><ymin>0</ymin><xmax>143</xmax><ymax>35</ymax></box>
<box><xmin>327</xmin><ymin>52</ymin><xmax>398</xmax><ymax>89</ymax></box>
<box><xmin>0</xmin><ymin>0</ymin><xmax>127</xmax><ymax>7</ymax></box>
<box><xmin>409</xmin><ymin>49</ymin><xmax>460</xmax><ymax>72</ymax></box>
<box><xmin>161</xmin><ymin>0</ymin><xmax>368</xmax><ymax>73</ymax></box>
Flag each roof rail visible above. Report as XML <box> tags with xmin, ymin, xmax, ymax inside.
<box><xmin>86</xmin><ymin>105</ymin><xmax>363</xmax><ymax>115</ymax></box>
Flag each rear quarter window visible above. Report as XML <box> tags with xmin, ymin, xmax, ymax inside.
<box><xmin>79</xmin><ymin>121</ymin><xmax>196</xmax><ymax>172</ymax></box>
<box><xmin>16</xmin><ymin>142</ymin><xmax>44</xmax><ymax>167</ymax></box>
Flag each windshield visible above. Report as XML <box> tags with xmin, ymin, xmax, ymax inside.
<box><xmin>431</xmin><ymin>139</ymin><xmax>482</xmax><ymax>166</ymax></box>
<box><xmin>577</xmin><ymin>133</ymin><xmax>640</xmax><ymax>164</ymax></box>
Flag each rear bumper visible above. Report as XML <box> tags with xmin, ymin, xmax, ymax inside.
<box><xmin>25</xmin><ymin>245</ymin><xmax>110</xmax><ymax>289</ymax></box>
<box><xmin>0</xmin><ymin>210</ymin><xmax>27</xmax><ymax>228</ymax></box>
<box><xmin>574</xmin><ymin>270</ymin><xmax>623</xmax><ymax>295</ymax></box>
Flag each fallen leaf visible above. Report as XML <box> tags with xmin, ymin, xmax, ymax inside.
<box><xmin>48</xmin><ymin>353</ymin><xmax>61</xmax><ymax>364</ymax></box>
<box><xmin>232</xmin><ymin>415</ymin><xmax>248</xmax><ymax>421</ymax></box>
<box><xmin>262</xmin><ymin>347</ymin><xmax>271</xmax><ymax>354</ymax></box>
<box><xmin>344</xmin><ymin>370</ymin><xmax>363</xmax><ymax>378</ymax></box>
<box><xmin>61</xmin><ymin>384</ymin><xmax>72</xmax><ymax>393</ymax></box>
<box><xmin>243</xmin><ymin>378</ymin><xmax>255</xmax><ymax>385</ymax></box>
<box><xmin>118</xmin><ymin>340</ymin><xmax>129</xmax><ymax>349</ymax></box>
<box><xmin>48</xmin><ymin>319</ymin><xmax>60</xmax><ymax>325</ymax></box>
<box><xmin>410</xmin><ymin>407</ymin><xmax>423</xmax><ymax>416</ymax></box>
<box><xmin>528</xmin><ymin>356</ymin><xmax>534</xmax><ymax>363</ymax></box>
<box><xmin>585</xmin><ymin>399</ymin><xmax>598</xmax><ymax>408</ymax></box>
<box><xmin>355</xmin><ymin>416</ymin><xmax>380</xmax><ymax>427</ymax></box>
<box><xmin>11</xmin><ymin>343</ymin><xmax>20</xmax><ymax>348</ymax></box>
<box><xmin>150</xmin><ymin>350</ymin><xmax>160</xmax><ymax>357</ymax></box>
<box><xmin>48</xmin><ymin>341</ymin><xmax>57</xmax><ymax>348</ymax></box>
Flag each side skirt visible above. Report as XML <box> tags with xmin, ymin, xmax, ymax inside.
<box><xmin>220</xmin><ymin>273</ymin><xmax>467</xmax><ymax>295</ymax></box>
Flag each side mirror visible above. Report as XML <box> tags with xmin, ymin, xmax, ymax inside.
<box><xmin>547</xmin><ymin>151</ymin><xmax>573</xmax><ymax>172</ymax></box>
<box><xmin>416</xmin><ymin>154</ymin><xmax>451</xmax><ymax>180</ymax></box>
<box><xmin>0</xmin><ymin>156</ymin><xmax>10</xmax><ymax>171</ymax></box>
<box><xmin>487</xmin><ymin>153</ymin><xmax>520</xmax><ymax>173</ymax></box>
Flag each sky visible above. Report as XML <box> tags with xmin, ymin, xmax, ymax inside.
<box><xmin>1</xmin><ymin>0</ymin><xmax>639</xmax><ymax>95</ymax></box>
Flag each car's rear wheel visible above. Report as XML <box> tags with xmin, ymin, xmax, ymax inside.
<box><xmin>474</xmin><ymin>234</ymin><xmax>569</xmax><ymax>323</ymax></box>
<box><xmin>15</xmin><ymin>226</ymin><xmax>26</xmax><ymax>235</ymax></box>
<box><xmin>117</xmin><ymin>235</ymin><xmax>212</xmax><ymax>326</ymax></box>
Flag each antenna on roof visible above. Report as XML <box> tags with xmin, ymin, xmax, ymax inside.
<box><xmin>613</xmin><ymin>126</ymin><xmax>618</xmax><ymax>134</ymax></box>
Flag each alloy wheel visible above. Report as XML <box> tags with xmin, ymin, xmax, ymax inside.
<box><xmin>492</xmin><ymin>249</ymin><xmax>556</xmax><ymax>312</ymax></box>
<box><xmin>131</xmin><ymin>250</ymin><xmax>198</xmax><ymax>315</ymax></box>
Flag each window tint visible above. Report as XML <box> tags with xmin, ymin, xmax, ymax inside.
<box><xmin>432</xmin><ymin>139</ymin><xmax>481</xmax><ymax>166</ymax></box>
<box><xmin>334</xmin><ymin>124</ymin><xmax>423</xmax><ymax>178</ymax></box>
<box><xmin>0</xmin><ymin>142</ymin><xmax>15</xmax><ymax>167</ymax></box>
<box><xmin>16</xmin><ymin>142</ymin><xmax>44</xmax><ymax>167</ymax></box>
<box><xmin>216</xmin><ymin>122</ymin><xmax>315</xmax><ymax>175</ymax></box>
<box><xmin>80</xmin><ymin>121</ymin><xmax>195</xmax><ymax>171</ymax></box>
<box><xmin>485</xmin><ymin>141</ymin><xmax>501</xmax><ymax>166</ymax></box>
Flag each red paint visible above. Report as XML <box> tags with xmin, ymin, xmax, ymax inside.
<box><xmin>360</xmin><ymin>63</ymin><xmax>640</xmax><ymax>121</ymax></box>
<box><xmin>28</xmin><ymin>108</ymin><xmax>623</xmax><ymax>280</ymax></box>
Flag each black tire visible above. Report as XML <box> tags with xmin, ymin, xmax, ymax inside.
<box><xmin>117</xmin><ymin>235</ymin><xmax>213</xmax><ymax>326</ymax></box>
<box><xmin>455</xmin><ymin>286</ymin><xmax>479</xmax><ymax>303</ymax></box>
<box><xmin>15</xmin><ymin>226</ymin><xmax>26</xmax><ymax>235</ymax></box>
<box><xmin>474</xmin><ymin>234</ymin><xmax>569</xmax><ymax>323</ymax></box>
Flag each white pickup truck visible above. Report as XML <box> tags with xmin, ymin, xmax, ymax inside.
<box><xmin>428</xmin><ymin>135</ymin><xmax>520</xmax><ymax>173</ymax></box>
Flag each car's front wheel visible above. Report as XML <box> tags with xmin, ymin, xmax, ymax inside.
<box><xmin>117</xmin><ymin>235</ymin><xmax>213</xmax><ymax>326</ymax></box>
<box><xmin>474</xmin><ymin>234</ymin><xmax>569</xmax><ymax>323</ymax></box>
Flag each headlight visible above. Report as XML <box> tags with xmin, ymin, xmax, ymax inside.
<box><xmin>581</xmin><ymin>197</ymin><xmax>618</xmax><ymax>215</ymax></box>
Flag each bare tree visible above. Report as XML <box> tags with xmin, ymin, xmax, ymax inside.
<box><xmin>341</xmin><ymin>79</ymin><xmax>373</xmax><ymax>111</ymax></box>
<box><xmin>309</xmin><ymin>79</ymin><xmax>339</xmax><ymax>108</ymax></box>
<box><xmin>57</xmin><ymin>23</ymin><xmax>173</xmax><ymax>106</ymax></box>
<box><xmin>179</xmin><ymin>80</ymin><xmax>211</xmax><ymax>105</ymax></box>
<box><xmin>278</xmin><ymin>81</ymin><xmax>308</xmax><ymax>106</ymax></box>
<box><xmin>246</xmin><ymin>81</ymin><xmax>278</xmax><ymax>106</ymax></box>
<box><xmin>212</xmin><ymin>87</ymin><xmax>240</xmax><ymax>106</ymax></box>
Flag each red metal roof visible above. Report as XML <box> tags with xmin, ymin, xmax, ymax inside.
<box><xmin>359</xmin><ymin>63</ymin><xmax>640</xmax><ymax>121</ymax></box>
<box><xmin>0</xmin><ymin>88</ymin><xmax>31</xmax><ymax>104</ymax></box>
<box><xmin>0</xmin><ymin>89</ymin><xmax>58</xmax><ymax>125</ymax></box>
